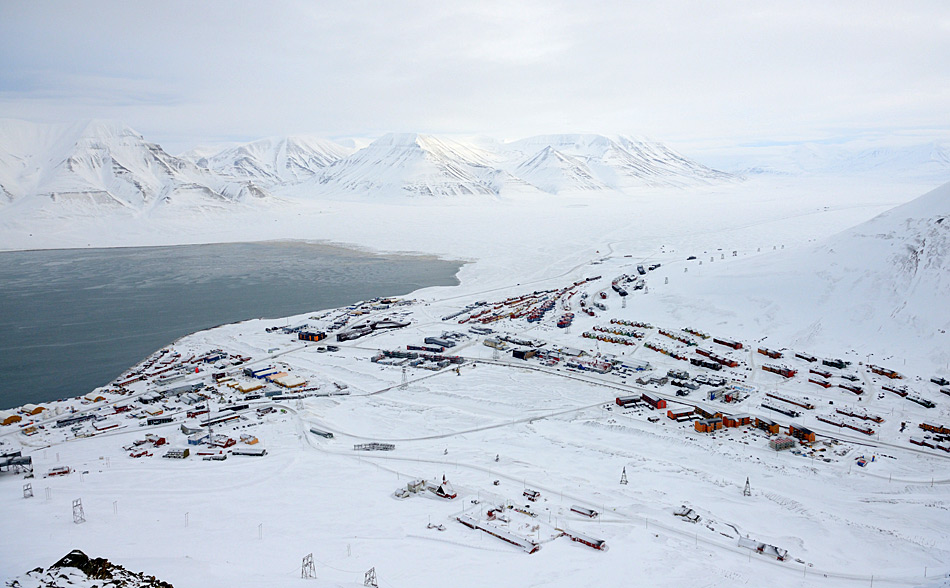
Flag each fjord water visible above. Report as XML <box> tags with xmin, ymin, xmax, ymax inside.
<box><xmin>0</xmin><ymin>242</ymin><xmax>461</xmax><ymax>409</ymax></box>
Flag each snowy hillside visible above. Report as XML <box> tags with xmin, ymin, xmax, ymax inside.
<box><xmin>0</xmin><ymin>119</ymin><xmax>272</xmax><ymax>214</ymax></box>
<box><xmin>815</xmin><ymin>179</ymin><xmax>950</xmax><ymax>333</ymax></box>
<box><xmin>189</xmin><ymin>136</ymin><xmax>353</xmax><ymax>186</ymax></box>
<box><xmin>642</xmin><ymin>180</ymin><xmax>950</xmax><ymax>366</ymax></box>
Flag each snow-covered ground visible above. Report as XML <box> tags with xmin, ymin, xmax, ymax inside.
<box><xmin>2</xmin><ymin>175</ymin><xmax>950</xmax><ymax>586</ymax></box>
<box><xmin>2</xmin><ymin>119</ymin><xmax>949</xmax><ymax>586</ymax></box>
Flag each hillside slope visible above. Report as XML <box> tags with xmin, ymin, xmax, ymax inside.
<box><xmin>645</xmin><ymin>180</ymin><xmax>950</xmax><ymax>365</ymax></box>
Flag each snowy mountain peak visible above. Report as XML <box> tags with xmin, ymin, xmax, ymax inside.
<box><xmin>502</xmin><ymin>133</ymin><xmax>735</xmax><ymax>190</ymax></box>
<box><xmin>0</xmin><ymin>119</ymin><xmax>272</xmax><ymax>213</ymax></box>
<box><xmin>315</xmin><ymin>133</ymin><xmax>502</xmax><ymax>198</ymax></box>
<box><xmin>190</xmin><ymin>135</ymin><xmax>353</xmax><ymax>185</ymax></box>
<box><xmin>514</xmin><ymin>145</ymin><xmax>609</xmax><ymax>193</ymax></box>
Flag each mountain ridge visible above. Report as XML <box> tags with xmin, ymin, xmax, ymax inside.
<box><xmin>0</xmin><ymin>120</ymin><xmax>741</xmax><ymax>210</ymax></box>
<box><xmin>0</xmin><ymin>119</ymin><xmax>273</xmax><ymax>214</ymax></box>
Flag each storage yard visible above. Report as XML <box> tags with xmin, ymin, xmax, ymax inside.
<box><xmin>1</xmin><ymin>257</ymin><xmax>949</xmax><ymax>588</ymax></box>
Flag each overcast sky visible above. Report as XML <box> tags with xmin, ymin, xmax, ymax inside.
<box><xmin>1</xmin><ymin>0</ymin><xmax>948</xmax><ymax>154</ymax></box>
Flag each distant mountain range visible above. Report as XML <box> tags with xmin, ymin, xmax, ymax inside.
<box><xmin>0</xmin><ymin>120</ymin><xmax>739</xmax><ymax>212</ymax></box>
<box><xmin>730</xmin><ymin>141</ymin><xmax>950</xmax><ymax>180</ymax></box>
<box><xmin>2</xmin><ymin>119</ymin><xmax>947</xmax><ymax>216</ymax></box>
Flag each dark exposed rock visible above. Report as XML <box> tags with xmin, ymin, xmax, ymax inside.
<box><xmin>11</xmin><ymin>550</ymin><xmax>173</xmax><ymax>588</ymax></box>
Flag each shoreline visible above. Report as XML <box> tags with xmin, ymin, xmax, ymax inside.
<box><xmin>0</xmin><ymin>242</ymin><xmax>465</xmax><ymax>410</ymax></box>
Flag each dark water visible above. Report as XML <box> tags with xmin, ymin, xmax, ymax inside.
<box><xmin>0</xmin><ymin>241</ymin><xmax>461</xmax><ymax>409</ymax></box>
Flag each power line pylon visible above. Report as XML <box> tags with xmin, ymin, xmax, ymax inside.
<box><xmin>743</xmin><ymin>477</ymin><xmax>751</xmax><ymax>497</ymax></box>
<box><xmin>620</xmin><ymin>467</ymin><xmax>628</xmax><ymax>485</ymax></box>
<box><xmin>72</xmin><ymin>498</ymin><xmax>85</xmax><ymax>524</ymax></box>
<box><xmin>301</xmin><ymin>553</ymin><xmax>316</xmax><ymax>579</ymax></box>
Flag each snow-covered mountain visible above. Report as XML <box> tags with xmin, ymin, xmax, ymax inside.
<box><xmin>0</xmin><ymin>121</ymin><xmax>738</xmax><ymax>207</ymax></box>
<box><xmin>0</xmin><ymin>119</ymin><xmax>271</xmax><ymax>214</ymax></box>
<box><xmin>731</xmin><ymin>141</ymin><xmax>950</xmax><ymax>180</ymax></box>
<box><xmin>312</xmin><ymin>132</ymin><xmax>522</xmax><ymax>198</ymax></box>
<box><xmin>307</xmin><ymin>132</ymin><xmax>735</xmax><ymax>198</ymax></box>
<box><xmin>0</xmin><ymin>121</ymin><xmax>737</xmax><ymax>210</ymax></box>
<box><xmin>512</xmin><ymin>145</ymin><xmax>609</xmax><ymax>193</ymax></box>
<box><xmin>502</xmin><ymin>134</ymin><xmax>735</xmax><ymax>191</ymax></box>
<box><xmin>189</xmin><ymin>136</ymin><xmax>353</xmax><ymax>186</ymax></box>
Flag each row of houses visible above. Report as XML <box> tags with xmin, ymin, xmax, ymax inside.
<box><xmin>696</xmin><ymin>348</ymin><xmax>739</xmax><ymax>368</ymax></box>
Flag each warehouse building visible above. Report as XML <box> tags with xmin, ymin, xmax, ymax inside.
<box><xmin>20</xmin><ymin>404</ymin><xmax>46</xmax><ymax>416</ymax></box>
<box><xmin>274</xmin><ymin>374</ymin><xmax>307</xmax><ymax>388</ymax></box>
<box><xmin>236</xmin><ymin>381</ymin><xmax>264</xmax><ymax>394</ymax></box>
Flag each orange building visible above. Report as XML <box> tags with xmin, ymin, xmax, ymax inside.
<box><xmin>694</xmin><ymin>418</ymin><xmax>723</xmax><ymax>433</ymax></box>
